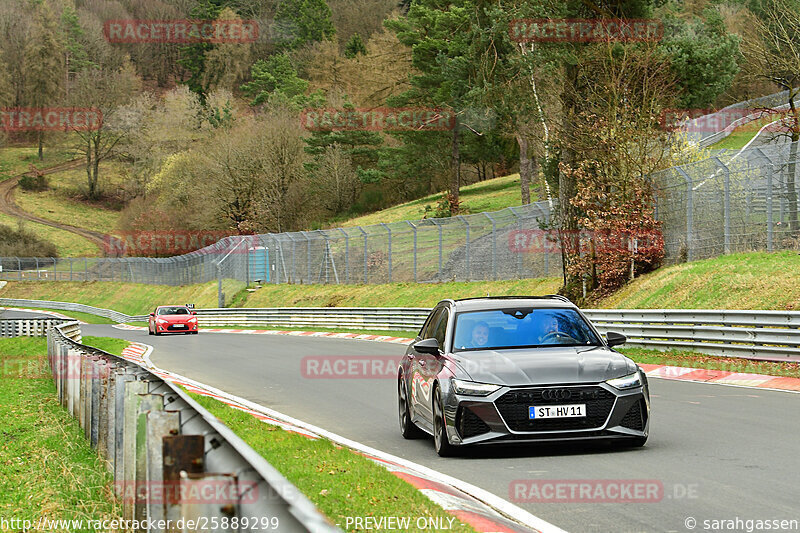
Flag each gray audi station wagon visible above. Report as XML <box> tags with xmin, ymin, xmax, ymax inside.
<box><xmin>397</xmin><ymin>296</ymin><xmax>650</xmax><ymax>456</ymax></box>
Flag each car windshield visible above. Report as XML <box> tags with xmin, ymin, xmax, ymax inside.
<box><xmin>158</xmin><ymin>307</ymin><xmax>189</xmax><ymax>316</ymax></box>
<box><xmin>453</xmin><ymin>308</ymin><xmax>601</xmax><ymax>351</ymax></box>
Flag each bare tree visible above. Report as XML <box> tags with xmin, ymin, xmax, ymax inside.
<box><xmin>742</xmin><ymin>1</ymin><xmax>800</xmax><ymax>233</ymax></box>
<box><xmin>201</xmin><ymin>8</ymin><xmax>253</xmax><ymax>92</ymax></box>
<box><xmin>69</xmin><ymin>63</ymin><xmax>141</xmax><ymax>199</ymax></box>
<box><xmin>314</xmin><ymin>143</ymin><xmax>360</xmax><ymax>214</ymax></box>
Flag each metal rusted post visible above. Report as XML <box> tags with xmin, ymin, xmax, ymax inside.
<box><xmin>163</xmin><ymin>435</ymin><xmax>204</xmax><ymax>530</ymax></box>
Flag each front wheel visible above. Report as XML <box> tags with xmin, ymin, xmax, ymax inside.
<box><xmin>398</xmin><ymin>375</ymin><xmax>424</xmax><ymax>439</ymax></box>
<box><xmin>433</xmin><ymin>386</ymin><xmax>456</xmax><ymax>457</ymax></box>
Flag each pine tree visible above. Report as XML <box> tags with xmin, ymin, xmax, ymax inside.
<box><xmin>24</xmin><ymin>2</ymin><xmax>65</xmax><ymax>160</ymax></box>
<box><xmin>274</xmin><ymin>0</ymin><xmax>336</xmax><ymax>50</ymax></box>
<box><xmin>344</xmin><ymin>33</ymin><xmax>367</xmax><ymax>59</ymax></box>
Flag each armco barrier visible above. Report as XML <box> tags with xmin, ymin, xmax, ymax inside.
<box><xmin>2</xmin><ymin>319</ymin><xmax>339</xmax><ymax>532</ymax></box>
<box><xmin>584</xmin><ymin>309</ymin><xmax>800</xmax><ymax>362</ymax></box>
<box><xmin>3</xmin><ymin>299</ymin><xmax>800</xmax><ymax>361</ymax></box>
<box><xmin>192</xmin><ymin>307</ymin><xmax>432</xmax><ymax>331</ymax></box>
<box><xmin>0</xmin><ymin>298</ymin><xmax>148</xmax><ymax>323</ymax></box>
<box><xmin>0</xmin><ymin>317</ymin><xmax>75</xmax><ymax>339</ymax></box>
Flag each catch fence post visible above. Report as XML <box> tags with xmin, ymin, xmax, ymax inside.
<box><xmin>457</xmin><ymin>215</ymin><xmax>470</xmax><ymax>281</ymax></box>
<box><xmin>484</xmin><ymin>213</ymin><xmax>497</xmax><ymax>280</ymax></box>
<box><xmin>677</xmin><ymin>167</ymin><xmax>694</xmax><ymax>262</ymax></box>
<box><xmin>380</xmin><ymin>223</ymin><xmax>392</xmax><ymax>283</ymax></box>
<box><xmin>358</xmin><ymin>226</ymin><xmax>368</xmax><ymax>283</ymax></box>
<box><xmin>713</xmin><ymin>157</ymin><xmax>731</xmax><ymax>254</ymax></box>
<box><xmin>406</xmin><ymin>221</ymin><xmax>417</xmax><ymax>282</ymax></box>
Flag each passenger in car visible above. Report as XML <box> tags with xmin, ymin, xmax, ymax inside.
<box><xmin>470</xmin><ymin>321</ymin><xmax>490</xmax><ymax>348</ymax></box>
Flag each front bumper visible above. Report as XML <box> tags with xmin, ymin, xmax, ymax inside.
<box><xmin>441</xmin><ymin>381</ymin><xmax>649</xmax><ymax>446</ymax></box>
<box><xmin>156</xmin><ymin>322</ymin><xmax>198</xmax><ymax>332</ymax></box>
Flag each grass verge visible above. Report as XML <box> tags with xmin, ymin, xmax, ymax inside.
<box><xmin>82</xmin><ymin>336</ymin><xmax>129</xmax><ymax>356</ymax></box>
<box><xmin>0</xmin><ymin>280</ymin><xmax>244</xmax><ymax>316</ymax></box>
<box><xmin>599</xmin><ymin>251</ymin><xmax>800</xmax><ymax>310</ymax></box>
<box><xmin>0</xmin><ymin>212</ymin><xmax>98</xmax><ymax>257</ymax></box>
<box><xmin>2</xmin><ymin>307</ymin><xmax>116</xmax><ymax>324</ymax></box>
<box><xmin>0</xmin><ymin>145</ymin><xmax>77</xmax><ymax>181</ymax></box>
<box><xmin>0</xmin><ymin>337</ymin><xmax>120</xmax><ymax>524</ymax></box>
<box><xmin>189</xmin><ymin>392</ymin><xmax>476</xmax><ymax>533</ymax></box>
<box><xmin>618</xmin><ymin>347</ymin><xmax>800</xmax><ymax>379</ymax></box>
<box><xmin>244</xmin><ymin>278</ymin><xmax>561</xmax><ymax>308</ymax></box>
<box><xmin>0</xmin><ymin>278</ymin><xmax>559</xmax><ymax>311</ymax></box>
<box><xmin>708</xmin><ymin>128</ymin><xmax>760</xmax><ymax>150</ymax></box>
<box><xmin>16</xmin><ymin>186</ymin><xmax>121</xmax><ymax>238</ymax></box>
<box><xmin>333</xmin><ymin>173</ymin><xmax>525</xmax><ymax>228</ymax></box>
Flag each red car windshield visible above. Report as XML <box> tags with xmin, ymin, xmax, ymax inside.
<box><xmin>157</xmin><ymin>307</ymin><xmax>190</xmax><ymax>316</ymax></box>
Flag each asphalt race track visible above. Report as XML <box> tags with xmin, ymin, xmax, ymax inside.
<box><xmin>61</xmin><ymin>323</ymin><xmax>799</xmax><ymax>533</ymax></box>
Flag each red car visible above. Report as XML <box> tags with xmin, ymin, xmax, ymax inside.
<box><xmin>148</xmin><ymin>305</ymin><xmax>198</xmax><ymax>335</ymax></box>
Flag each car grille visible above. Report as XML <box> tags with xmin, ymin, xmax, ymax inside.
<box><xmin>166</xmin><ymin>324</ymin><xmax>189</xmax><ymax>331</ymax></box>
<box><xmin>620</xmin><ymin>399</ymin><xmax>646</xmax><ymax>431</ymax></box>
<box><xmin>495</xmin><ymin>386</ymin><xmax>616</xmax><ymax>432</ymax></box>
<box><xmin>456</xmin><ymin>406</ymin><xmax>491</xmax><ymax>439</ymax></box>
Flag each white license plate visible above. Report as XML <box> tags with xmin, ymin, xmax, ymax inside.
<box><xmin>529</xmin><ymin>404</ymin><xmax>586</xmax><ymax>419</ymax></box>
<box><xmin>172</xmin><ymin>324</ymin><xmax>186</xmax><ymax>328</ymax></box>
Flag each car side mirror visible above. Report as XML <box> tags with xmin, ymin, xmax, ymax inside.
<box><xmin>149</xmin><ymin>313</ymin><xmax>155</xmax><ymax>317</ymax></box>
<box><xmin>415</xmin><ymin>338</ymin><xmax>440</xmax><ymax>355</ymax></box>
<box><xmin>606</xmin><ymin>331</ymin><xmax>627</xmax><ymax>347</ymax></box>
<box><xmin>191</xmin><ymin>311</ymin><xmax>197</xmax><ymax>315</ymax></box>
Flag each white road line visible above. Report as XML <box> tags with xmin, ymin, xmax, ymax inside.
<box><xmin>138</xmin><ymin>344</ymin><xmax>566</xmax><ymax>533</ymax></box>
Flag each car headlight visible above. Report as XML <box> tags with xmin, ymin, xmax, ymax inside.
<box><xmin>452</xmin><ymin>379</ymin><xmax>501</xmax><ymax>396</ymax></box>
<box><xmin>157</xmin><ymin>318</ymin><xmax>167</xmax><ymax>324</ymax></box>
<box><xmin>188</xmin><ymin>317</ymin><xmax>197</xmax><ymax>323</ymax></box>
<box><xmin>606</xmin><ymin>372</ymin><xmax>642</xmax><ymax>390</ymax></box>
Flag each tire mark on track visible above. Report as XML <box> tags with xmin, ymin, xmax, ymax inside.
<box><xmin>0</xmin><ymin>159</ymin><xmax>110</xmax><ymax>255</ymax></box>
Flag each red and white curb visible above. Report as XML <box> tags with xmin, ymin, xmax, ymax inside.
<box><xmin>115</xmin><ymin>325</ymin><xmax>800</xmax><ymax>394</ymax></box>
<box><xmin>638</xmin><ymin>363</ymin><xmax>800</xmax><ymax>393</ymax></box>
<box><xmin>113</xmin><ymin>324</ymin><xmax>415</xmax><ymax>345</ymax></box>
<box><xmin>115</xmin><ymin>341</ymin><xmax>562</xmax><ymax>533</ymax></box>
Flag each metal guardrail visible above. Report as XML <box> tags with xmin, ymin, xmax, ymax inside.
<box><xmin>193</xmin><ymin>308</ymin><xmax>432</xmax><ymax>331</ymax></box>
<box><xmin>1</xmin><ymin>318</ymin><xmax>340</xmax><ymax>532</ymax></box>
<box><xmin>195</xmin><ymin>307</ymin><xmax>800</xmax><ymax>362</ymax></box>
<box><xmin>0</xmin><ymin>317</ymin><xmax>74</xmax><ymax>339</ymax></box>
<box><xmin>0</xmin><ymin>298</ymin><xmax>149</xmax><ymax>323</ymax></box>
<box><xmin>584</xmin><ymin>310</ymin><xmax>800</xmax><ymax>362</ymax></box>
<box><xmin>4</xmin><ymin>298</ymin><xmax>800</xmax><ymax>361</ymax></box>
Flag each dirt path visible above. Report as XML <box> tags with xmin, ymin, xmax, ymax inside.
<box><xmin>0</xmin><ymin>159</ymin><xmax>110</xmax><ymax>255</ymax></box>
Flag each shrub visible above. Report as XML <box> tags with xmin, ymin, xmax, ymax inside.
<box><xmin>0</xmin><ymin>223</ymin><xmax>58</xmax><ymax>257</ymax></box>
<box><xmin>18</xmin><ymin>174</ymin><xmax>48</xmax><ymax>192</ymax></box>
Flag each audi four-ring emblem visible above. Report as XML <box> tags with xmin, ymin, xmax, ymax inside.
<box><xmin>541</xmin><ymin>388</ymin><xmax>573</xmax><ymax>401</ymax></box>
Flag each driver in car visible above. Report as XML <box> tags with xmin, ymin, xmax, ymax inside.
<box><xmin>470</xmin><ymin>321</ymin><xmax>490</xmax><ymax>348</ymax></box>
<box><xmin>537</xmin><ymin>315</ymin><xmax>561</xmax><ymax>344</ymax></box>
